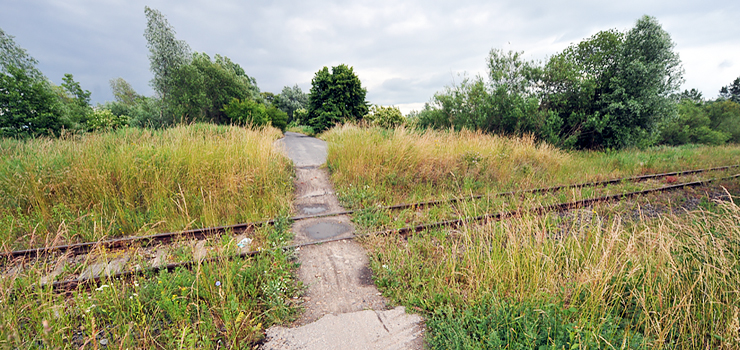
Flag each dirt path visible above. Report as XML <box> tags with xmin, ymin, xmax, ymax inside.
<box><xmin>263</xmin><ymin>132</ymin><xmax>423</xmax><ymax>350</ymax></box>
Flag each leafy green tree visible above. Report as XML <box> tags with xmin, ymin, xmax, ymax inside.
<box><xmin>602</xmin><ymin>15</ymin><xmax>683</xmax><ymax>148</ymax></box>
<box><xmin>719</xmin><ymin>77</ymin><xmax>740</xmax><ymax>103</ymax></box>
<box><xmin>275</xmin><ymin>84</ymin><xmax>308</xmax><ymax>123</ymax></box>
<box><xmin>144</xmin><ymin>6</ymin><xmax>191</xmax><ymax>112</ymax></box>
<box><xmin>222</xmin><ymin>98</ymin><xmax>268</xmax><ymax>127</ymax></box>
<box><xmin>110</xmin><ymin>77</ymin><xmax>142</xmax><ymax>106</ymax></box>
<box><xmin>0</xmin><ymin>65</ymin><xmax>65</xmax><ymax>137</ymax></box>
<box><xmin>365</xmin><ymin>105</ymin><xmax>405</xmax><ymax>128</ymax></box>
<box><xmin>307</xmin><ymin>64</ymin><xmax>368</xmax><ymax>132</ymax></box>
<box><xmin>57</xmin><ymin>73</ymin><xmax>92</xmax><ymax>127</ymax></box>
<box><xmin>705</xmin><ymin>99</ymin><xmax>740</xmax><ymax>143</ymax></box>
<box><xmin>266</xmin><ymin>105</ymin><xmax>288</xmax><ymax>132</ymax></box>
<box><xmin>680</xmin><ymin>88</ymin><xmax>703</xmax><ymax>103</ymax></box>
<box><xmin>1</xmin><ymin>27</ymin><xmax>67</xmax><ymax>137</ymax></box>
<box><xmin>0</xmin><ymin>27</ymin><xmax>42</xmax><ymax>80</ymax></box>
<box><xmin>659</xmin><ymin>100</ymin><xmax>729</xmax><ymax>145</ymax></box>
<box><xmin>166</xmin><ymin>52</ymin><xmax>260</xmax><ymax>124</ymax></box>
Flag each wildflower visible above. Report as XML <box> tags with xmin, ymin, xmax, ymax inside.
<box><xmin>215</xmin><ymin>281</ymin><xmax>221</xmax><ymax>287</ymax></box>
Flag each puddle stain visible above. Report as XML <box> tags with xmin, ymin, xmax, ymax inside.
<box><xmin>301</xmin><ymin>205</ymin><xmax>328</xmax><ymax>215</ymax></box>
<box><xmin>303</xmin><ymin>222</ymin><xmax>353</xmax><ymax>240</ymax></box>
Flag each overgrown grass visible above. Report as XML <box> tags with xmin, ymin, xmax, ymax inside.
<box><xmin>0</xmin><ymin>124</ymin><xmax>293</xmax><ymax>250</ymax></box>
<box><xmin>0</xmin><ymin>217</ymin><xmax>301</xmax><ymax>349</ymax></box>
<box><xmin>324</xmin><ymin>125</ymin><xmax>740</xmax><ymax>209</ymax></box>
<box><xmin>325</xmin><ymin>125</ymin><xmax>740</xmax><ymax>349</ymax></box>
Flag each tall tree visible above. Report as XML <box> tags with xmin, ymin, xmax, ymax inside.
<box><xmin>275</xmin><ymin>84</ymin><xmax>308</xmax><ymax>122</ymax></box>
<box><xmin>109</xmin><ymin>77</ymin><xmax>141</xmax><ymax>106</ymax></box>
<box><xmin>719</xmin><ymin>77</ymin><xmax>740</xmax><ymax>103</ymax></box>
<box><xmin>0</xmin><ymin>27</ymin><xmax>42</xmax><ymax>80</ymax></box>
<box><xmin>307</xmin><ymin>64</ymin><xmax>368</xmax><ymax>132</ymax></box>
<box><xmin>143</xmin><ymin>7</ymin><xmax>191</xmax><ymax>107</ymax></box>
<box><xmin>603</xmin><ymin>15</ymin><xmax>684</xmax><ymax>148</ymax></box>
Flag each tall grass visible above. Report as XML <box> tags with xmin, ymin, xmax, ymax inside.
<box><xmin>367</xmin><ymin>199</ymin><xmax>740</xmax><ymax>348</ymax></box>
<box><xmin>325</xmin><ymin>125</ymin><xmax>740</xmax><ymax>348</ymax></box>
<box><xmin>324</xmin><ymin>125</ymin><xmax>740</xmax><ymax>209</ymax></box>
<box><xmin>0</xmin><ymin>124</ymin><xmax>293</xmax><ymax>250</ymax></box>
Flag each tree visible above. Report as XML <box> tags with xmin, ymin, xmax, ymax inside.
<box><xmin>275</xmin><ymin>84</ymin><xmax>308</xmax><ymax>123</ymax></box>
<box><xmin>719</xmin><ymin>77</ymin><xmax>740</xmax><ymax>103</ymax></box>
<box><xmin>144</xmin><ymin>7</ymin><xmax>191</xmax><ymax>107</ymax></box>
<box><xmin>110</xmin><ymin>77</ymin><xmax>141</xmax><ymax>106</ymax></box>
<box><xmin>168</xmin><ymin>52</ymin><xmax>261</xmax><ymax>123</ymax></box>
<box><xmin>680</xmin><ymin>88</ymin><xmax>703</xmax><ymax>103</ymax></box>
<box><xmin>0</xmin><ymin>65</ymin><xmax>65</xmax><ymax>137</ymax></box>
<box><xmin>602</xmin><ymin>15</ymin><xmax>684</xmax><ymax>148</ymax></box>
<box><xmin>307</xmin><ymin>64</ymin><xmax>368</xmax><ymax>132</ymax></box>
<box><xmin>0</xmin><ymin>27</ymin><xmax>42</xmax><ymax>80</ymax></box>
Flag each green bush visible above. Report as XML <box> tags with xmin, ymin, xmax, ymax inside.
<box><xmin>222</xmin><ymin>98</ymin><xmax>269</xmax><ymax>127</ymax></box>
<box><xmin>660</xmin><ymin>100</ymin><xmax>730</xmax><ymax>145</ymax></box>
<box><xmin>86</xmin><ymin>109</ymin><xmax>129</xmax><ymax>131</ymax></box>
<box><xmin>365</xmin><ymin>105</ymin><xmax>405</xmax><ymax>128</ymax></box>
<box><xmin>266</xmin><ymin>105</ymin><xmax>288</xmax><ymax>132</ymax></box>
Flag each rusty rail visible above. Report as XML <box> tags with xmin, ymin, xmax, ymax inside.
<box><xmin>3</xmin><ymin>164</ymin><xmax>736</xmax><ymax>261</ymax></box>
<box><xmin>47</xmin><ymin>173</ymin><xmax>739</xmax><ymax>293</ymax></box>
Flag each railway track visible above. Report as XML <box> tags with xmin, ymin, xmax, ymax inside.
<box><xmin>2</xmin><ymin>166</ymin><xmax>738</xmax><ymax>293</ymax></box>
<box><xmin>3</xmin><ymin>164</ymin><xmax>737</xmax><ymax>261</ymax></box>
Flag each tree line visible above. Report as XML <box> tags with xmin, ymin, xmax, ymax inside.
<box><xmin>2</xmin><ymin>11</ymin><xmax>738</xmax><ymax>150</ymax></box>
<box><xmin>409</xmin><ymin>15</ymin><xmax>740</xmax><ymax>149</ymax></box>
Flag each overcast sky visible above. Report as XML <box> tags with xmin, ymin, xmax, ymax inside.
<box><xmin>2</xmin><ymin>0</ymin><xmax>738</xmax><ymax>113</ymax></box>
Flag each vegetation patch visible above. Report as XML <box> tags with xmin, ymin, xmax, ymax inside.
<box><xmin>0</xmin><ymin>124</ymin><xmax>293</xmax><ymax>251</ymax></box>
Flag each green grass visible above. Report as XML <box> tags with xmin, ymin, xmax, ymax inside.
<box><xmin>323</xmin><ymin>125</ymin><xmax>740</xmax><ymax>209</ymax></box>
<box><xmin>325</xmin><ymin>125</ymin><xmax>740</xmax><ymax>349</ymax></box>
<box><xmin>0</xmin><ymin>124</ymin><xmax>294</xmax><ymax>250</ymax></box>
<box><xmin>0</xmin><ymin>217</ymin><xmax>301</xmax><ymax>349</ymax></box>
<box><xmin>0</xmin><ymin>124</ymin><xmax>302</xmax><ymax>348</ymax></box>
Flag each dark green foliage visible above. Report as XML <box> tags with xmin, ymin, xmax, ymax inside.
<box><xmin>414</xmin><ymin>16</ymin><xmax>683</xmax><ymax>150</ymax></box>
<box><xmin>222</xmin><ymin>98</ymin><xmax>268</xmax><ymax>127</ymax></box>
<box><xmin>0</xmin><ymin>65</ymin><xmax>66</xmax><ymax>137</ymax></box>
<box><xmin>719</xmin><ymin>77</ymin><xmax>740</xmax><ymax>103</ymax></box>
<box><xmin>266</xmin><ymin>105</ymin><xmax>288</xmax><ymax>132</ymax></box>
<box><xmin>58</xmin><ymin>73</ymin><xmax>93</xmax><ymax>128</ymax></box>
<box><xmin>659</xmin><ymin>98</ymin><xmax>740</xmax><ymax>145</ymax></box>
<box><xmin>427</xmin><ymin>299</ymin><xmax>645</xmax><ymax>350</ymax></box>
<box><xmin>705</xmin><ymin>99</ymin><xmax>740</xmax><ymax>143</ymax></box>
<box><xmin>660</xmin><ymin>100</ymin><xmax>729</xmax><ymax>145</ymax></box>
<box><xmin>307</xmin><ymin>64</ymin><xmax>368</xmax><ymax>132</ymax></box>
<box><xmin>680</xmin><ymin>88</ymin><xmax>703</xmax><ymax>103</ymax></box>
<box><xmin>167</xmin><ymin>53</ymin><xmax>261</xmax><ymax>124</ymax></box>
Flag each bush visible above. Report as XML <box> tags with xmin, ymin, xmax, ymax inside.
<box><xmin>365</xmin><ymin>105</ymin><xmax>405</xmax><ymax>128</ymax></box>
<box><xmin>266</xmin><ymin>105</ymin><xmax>288</xmax><ymax>132</ymax></box>
<box><xmin>660</xmin><ymin>100</ymin><xmax>730</xmax><ymax>145</ymax></box>
<box><xmin>222</xmin><ymin>98</ymin><xmax>269</xmax><ymax>127</ymax></box>
<box><xmin>86</xmin><ymin>109</ymin><xmax>129</xmax><ymax>131</ymax></box>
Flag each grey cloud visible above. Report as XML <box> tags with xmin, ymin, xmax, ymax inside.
<box><xmin>1</xmin><ymin>0</ymin><xmax>738</xmax><ymax>106</ymax></box>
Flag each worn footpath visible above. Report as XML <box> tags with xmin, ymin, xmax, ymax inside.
<box><xmin>262</xmin><ymin>132</ymin><xmax>423</xmax><ymax>350</ymax></box>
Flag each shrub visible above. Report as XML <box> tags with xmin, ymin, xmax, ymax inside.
<box><xmin>222</xmin><ymin>98</ymin><xmax>268</xmax><ymax>127</ymax></box>
<box><xmin>86</xmin><ymin>109</ymin><xmax>129</xmax><ymax>131</ymax></box>
<box><xmin>365</xmin><ymin>105</ymin><xmax>405</xmax><ymax>128</ymax></box>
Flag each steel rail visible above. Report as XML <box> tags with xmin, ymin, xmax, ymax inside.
<box><xmin>2</xmin><ymin>164</ymin><xmax>737</xmax><ymax>261</ymax></box>
<box><xmin>47</xmin><ymin>173</ymin><xmax>739</xmax><ymax>293</ymax></box>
